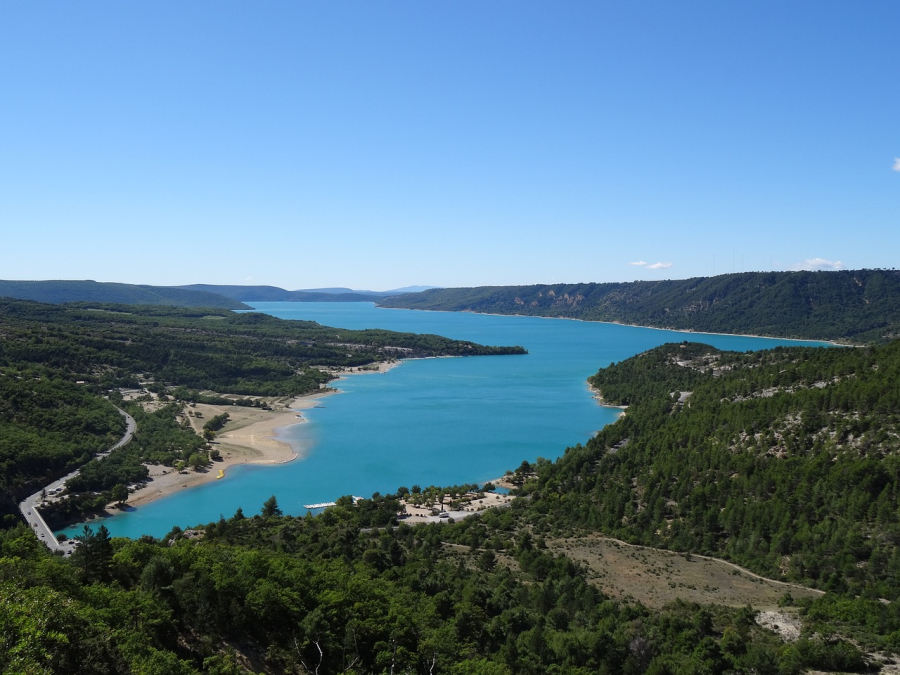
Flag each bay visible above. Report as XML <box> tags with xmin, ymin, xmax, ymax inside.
<box><xmin>60</xmin><ymin>303</ymin><xmax>830</xmax><ymax>539</ymax></box>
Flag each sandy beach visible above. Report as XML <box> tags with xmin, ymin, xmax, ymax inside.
<box><xmin>125</xmin><ymin>361</ymin><xmax>400</xmax><ymax>508</ymax></box>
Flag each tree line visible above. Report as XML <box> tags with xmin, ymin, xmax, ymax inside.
<box><xmin>0</xmin><ymin>492</ymin><xmax>871</xmax><ymax>674</ymax></box>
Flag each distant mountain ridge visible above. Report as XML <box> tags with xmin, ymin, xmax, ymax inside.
<box><xmin>179</xmin><ymin>284</ymin><xmax>383</xmax><ymax>302</ymax></box>
<box><xmin>0</xmin><ymin>281</ymin><xmax>437</xmax><ymax>308</ymax></box>
<box><xmin>0</xmin><ymin>280</ymin><xmax>249</xmax><ymax>310</ymax></box>
<box><xmin>297</xmin><ymin>285</ymin><xmax>439</xmax><ymax>296</ymax></box>
<box><xmin>178</xmin><ymin>284</ymin><xmax>438</xmax><ymax>302</ymax></box>
<box><xmin>377</xmin><ymin>270</ymin><xmax>900</xmax><ymax>344</ymax></box>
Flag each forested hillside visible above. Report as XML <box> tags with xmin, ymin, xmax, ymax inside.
<box><xmin>1</xmin><ymin>489</ymin><xmax>878</xmax><ymax>674</ymax></box>
<box><xmin>0</xmin><ymin>279</ymin><xmax>250</xmax><ymax>309</ymax></box>
<box><xmin>0</xmin><ymin>299</ymin><xmax>524</xmax><ymax>395</ymax></box>
<box><xmin>522</xmin><ymin>341</ymin><xmax>900</xmax><ymax>600</ymax></box>
<box><xmin>379</xmin><ymin>270</ymin><xmax>900</xmax><ymax>343</ymax></box>
<box><xmin>0</xmin><ymin>366</ymin><xmax>126</xmax><ymax>507</ymax></box>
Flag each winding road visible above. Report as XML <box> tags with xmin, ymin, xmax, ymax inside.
<box><xmin>18</xmin><ymin>406</ymin><xmax>136</xmax><ymax>555</ymax></box>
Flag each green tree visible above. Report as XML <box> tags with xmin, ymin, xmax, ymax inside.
<box><xmin>261</xmin><ymin>495</ymin><xmax>282</xmax><ymax>517</ymax></box>
<box><xmin>111</xmin><ymin>483</ymin><xmax>129</xmax><ymax>505</ymax></box>
<box><xmin>187</xmin><ymin>452</ymin><xmax>206</xmax><ymax>471</ymax></box>
<box><xmin>73</xmin><ymin>524</ymin><xmax>114</xmax><ymax>583</ymax></box>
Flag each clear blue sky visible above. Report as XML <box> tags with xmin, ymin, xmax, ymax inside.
<box><xmin>1</xmin><ymin>2</ymin><xmax>897</xmax><ymax>291</ymax></box>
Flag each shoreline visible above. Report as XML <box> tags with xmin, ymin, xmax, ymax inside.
<box><xmin>122</xmin><ymin>360</ymin><xmax>402</xmax><ymax>510</ymax></box>
<box><xmin>374</xmin><ymin>305</ymin><xmax>844</xmax><ymax>347</ymax></box>
<box><xmin>95</xmin><ymin>304</ymin><xmax>825</xmax><ymax>519</ymax></box>
<box><xmin>587</xmin><ymin>382</ymin><xmax>628</xmax><ymax>414</ymax></box>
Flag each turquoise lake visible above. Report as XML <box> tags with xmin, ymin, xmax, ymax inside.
<box><xmin>60</xmin><ymin>303</ymin><xmax>830</xmax><ymax>539</ymax></box>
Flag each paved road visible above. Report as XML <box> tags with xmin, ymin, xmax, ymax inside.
<box><xmin>18</xmin><ymin>407</ymin><xmax>136</xmax><ymax>555</ymax></box>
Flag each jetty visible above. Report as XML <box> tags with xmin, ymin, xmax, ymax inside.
<box><xmin>304</xmin><ymin>496</ymin><xmax>363</xmax><ymax>510</ymax></box>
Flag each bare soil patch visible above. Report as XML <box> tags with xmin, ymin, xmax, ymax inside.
<box><xmin>548</xmin><ymin>534</ymin><xmax>823</xmax><ymax>610</ymax></box>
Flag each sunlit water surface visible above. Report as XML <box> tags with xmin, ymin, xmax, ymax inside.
<box><xmin>60</xmin><ymin>303</ymin><xmax>829</xmax><ymax>538</ymax></box>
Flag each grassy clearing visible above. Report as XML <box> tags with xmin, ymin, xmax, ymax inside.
<box><xmin>548</xmin><ymin>534</ymin><xmax>823</xmax><ymax>610</ymax></box>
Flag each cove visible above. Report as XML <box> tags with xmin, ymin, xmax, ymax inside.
<box><xmin>60</xmin><ymin>303</ymin><xmax>831</xmax><ymax>539</ymax></box>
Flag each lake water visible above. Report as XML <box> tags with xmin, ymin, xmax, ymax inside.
<box><xmin>60</xmin><ymin>303</ymin><xmax>830</xmax><ymax>539</ymax></box>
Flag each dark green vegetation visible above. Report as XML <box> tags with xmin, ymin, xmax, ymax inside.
<box><xmin>0</xmin><ymin>298</ymin><xmax>523</xmax><ymax>398</ymax></box>
<box><xmin>0</xmin><ymin>279</ymin><xmax>250</xmax><ymax>310</ymax></box>
<box><xmin>0</xmin><ymin>495</ymin><xmax>874</xmax><ymax>675</ymax></box>
<box><xmin>0</xmin><ymin>298</ymin><xmax>523</xmax><ymax>522</ymax></box>
<box><xmin>4</xmin><ymin>294</ymin><xmax>900</xmax><ymax>673</ymax></box>
<box><xmin>513</xmin><ymin>341</ymin><xmax>900</xmax><ymax>650</ymax></box>
<box><xmin>0</xmin><ymin>363</ymin><xmax>126</xmax><ymax>516</ymax></box>
<box><xmin>378</xmin><ymin>269</ymin><xmax>900</xmax><ymax>343</ymax></box>
<box><xmin>556</xmin><ymin>341</ymin><xmax>900</xmax><ymax>598</ymax></box>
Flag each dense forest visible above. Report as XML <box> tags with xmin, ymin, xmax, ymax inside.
<box><xmin>3</xmin><ymin>490</ymin><xmax>878</xmax><ymax>675</ymax></box>
<box><xmin>0</xmin><ymin>299</ymin><xmax>524</xmax><ymax>395</ymax></box>
<box><xmin>4</xmin><ymin>295</ymin><xmax>900</xmax><ymax>672</ymax></box>
<box><xmin>0</xmin><ymin>363</ymin><xmax>126</xmax><ymax>505</ymax></box>
<box><xmin>378</xmin><ymin>270</ymin><xmax>900</xmax><ymax>344</ymax></box>
<box><xmin>518</xmin><ymin>342</ymin><xmax>900</xmax><ymax>598</ymax></box>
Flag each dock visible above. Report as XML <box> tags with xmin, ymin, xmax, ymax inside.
<box><xmin>303</xmin><ymin>496</ymin><xmax>363</xmax><ymax>510</ymax></box>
